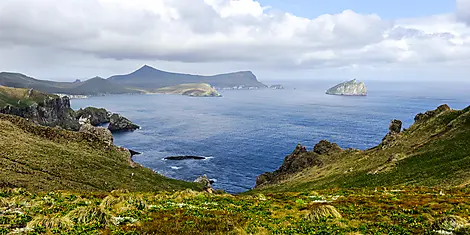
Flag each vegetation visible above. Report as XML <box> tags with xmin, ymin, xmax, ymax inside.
<box><xmin>0</xmin><ymin>113</ymin><xmax>201</xmax><ymax>192</ymax></box>
<box><xmin>0</xmin><ymin>86</ymin><xmax>56</xmax><ymax>108</ymax></box>
<box><xmin>253</xmin><ymin>105</ymin><xmax>470</xmax><ymax>193</ymax></box>
<box><xmin>1</xmin><ymin>187</ymin><xmax>469</xmax><ymax>234</ymax></box>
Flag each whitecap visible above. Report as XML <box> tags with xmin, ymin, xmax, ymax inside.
<box><xmin>170</xmin><ymin>166</ymin><xmax>182</xmax><ymax>170</ymax></box>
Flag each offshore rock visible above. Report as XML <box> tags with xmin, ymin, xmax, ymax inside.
<box><xmin>75</xmin><ymin>107</ymin><xmax>111</xmax><ymax>126</ymax></box>
<box><xmin>326</xmin><ymin>79</ymin><xmax>367</xmax><ymax>96</ymax></box>
<box><xmin>108</xmin><ymin>113</ymin><xmax>139</xmax><ymax>132</ymax></box>
<box><xmin>79</xmin><ymin>123</ymin><xmax>113</xmax><ymax>145</ymax></box>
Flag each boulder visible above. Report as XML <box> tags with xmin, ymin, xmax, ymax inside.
<box><xmin>75</xmin><ymin>107</ymin><xmax>111</xmax><ymax>126</ymax></box>
<box><xmin>313</xmin><ymin>140</ymin><xmax>342</xmax><ymax>155</ymax></box>
<box><xmin>79</xmin><ymin>124</ymin><xmax>113</xmax><ymax>145</ymax></box>
<box><xmin>108</xmin><ymin>113</ymin><xmax>139</xmax><ymax>132</ymax></box>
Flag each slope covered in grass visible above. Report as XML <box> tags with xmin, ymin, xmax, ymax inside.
<box><xmin>254</xmin><ymin>105</ymin><xmax>470</xmax><ymax>193</ymax></box>
<box><xmin>1</xmin><ymin>187</ymin><xmax>470</xmax><ymax>234</ymax></box>
<box><xmin>0</xmin><ymin>86</ymin><xmax>56</xmax><ymax>108</ymax></box>
<box><xmin>0</xmin><ymin>114</ymin><xmax>201</xmax><ymax>192</ymax></box>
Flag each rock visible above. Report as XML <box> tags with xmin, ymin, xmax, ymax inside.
<box><xmin>326</xmin><ymin>79</ymin><xmax>367</xmax><ymax>96</ymax></box>
<box><xmin>431</xmin><ymin>216</ymin><xmax>470</xmax><ymax>234</ymax></box>
<box><xmin>389</xmin><ymin>119</ymin><xmax>402</xmax><ymax>134</ymax></box>
<box><xmin>269</xmin><ymin>84</ymin><xmax>284</xmax><ymax>89</ymax></box>
<box><xmin>128</xmin><ymin>149</ymin><xmax>141</xmax><ymax>157</ymax></box>
<box><xmin>164</xmin><ymin>156</ymin><xmax>206</xmax><ymax>160</ymax></box>
<box><xmin>415</xmin><ymin>104</ymin><xmax>451</xmax><ymax>123</ymax></box>
<box><xmin>0</xmin><ymin>96</ymin><xmax>80</xmax><ymax>131</ymax></box>
<box><xmin>381</xmin><ymin>119</ymin><xmax>403</xmax><ymax>148</ymax></box>
<box><xmin>255</xmin><ymin>144</ymin><xmax>323</xmax><ymax>188</ymax></box>
<box><xmin>313</xmin><ymin>140</ymin><xmax>342</xmax><ymax>155</ymax></box>
<box><xmin>75</xmin><ymin>107</ymin><xmax>111</xmax><ymax>126</ymax></box>
<box><xmin>79</xmin><ymin>124</ymin><xmax>113</xmax><ymax>145</ymax></box>
<box><xmin>194</xmin><ymin>175</ymin><xmax>214</xmax><ymax>193</ymax></box>
<box><xmin>108</xmin><ymin>113</ymin><xmax>139</xmax><ymax>132</ymax></box>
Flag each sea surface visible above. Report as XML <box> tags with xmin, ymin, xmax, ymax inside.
<box><xmin>71</xmin><ymin>80</ymin><xmax>470</xmax><ymax>193</ymax></box>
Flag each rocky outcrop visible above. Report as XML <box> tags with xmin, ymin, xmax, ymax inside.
<box><xmin>194</xmin><ymin>175</ymin><xmax>215</xmax><ymax>193</ymax></box>
<box><xmin>414</xmin><ymin>104</ymin><xmax>451</xmax><ymax>123</ymax></box>
<box><xmin>313</xmin><ymin>140</ymin><xmax>343</xmax><ymax>155</ymax></box>
<box><xmin>75</xmin><ymin>107</ymin><xmax>111</xmax><ymax>126</ymax></box>
<box><xmin>79</xmin><ymin>123</ymin><xmax>113</xmax><ymax>145</ymax></box>
<box><xmin>326</xmin><ymin>79</ymin><xmax>367</xmax><ymax>96</ymax></box>
<box><xmin>108</xmin><ymin>113</ymin><xmax>139</xmax><ymax>132</ymax></box>
<box><xmin>0</xmin><ymin>96</ymin><xmax>80</xmax><ymax>131</ymax></box>
<box><xmin>165</xmin><ymin>156</ymin><xmax>206</xmax><ymax>160</ymax></box>
<box><xmin>381</xmin><ymin>119</ymin><xmax>403</xmax><ymax>148</ymax></box>
<box><xmin>255</xmin><ymin>144</ymin><xmax>323</xmax><ymax>188</ymax></box>
<box><xmin>269</xmin><ymin>84</ymin><xmax>284</xmax><ymax>89</ymax></box>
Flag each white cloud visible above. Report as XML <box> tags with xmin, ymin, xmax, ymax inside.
<box><xmin>0</xmin><ymin>0</ymin><xmax>469</xmax><ymax>80</ymax></box>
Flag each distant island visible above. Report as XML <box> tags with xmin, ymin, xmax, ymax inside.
<box><xmin>155</xmin><ymin>83</ymin><xmax>222</xmax><ymax>97</ymax></box>
<box><xmin>0</xmin><ymin>65</ymin><xmax>267</xmax><ymax>96</ymax></box>
<box><xmin>326</xmin><ymin>79</ymin><xmax>367</xmax><ymax>96</ymax></box>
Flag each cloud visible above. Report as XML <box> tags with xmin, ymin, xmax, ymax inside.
<box><xmin>457</xmin><ymin>0</ymin><xmax>470</xmax><ymax>24</ymax></box>
<box><xmin>0</xmin><ymin>0</ymin><xmax>469</xmax><ymax>76</ymax></box>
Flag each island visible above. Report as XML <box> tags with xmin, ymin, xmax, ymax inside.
<box><xmin>326</xmin><ymin>79</ymin><xmax>367</xmax><ymax>96</ymax></box>
<box><xmin>155</xmin><ymin>83</ymin><xmax>222</xmax><ymax>97</ymax></box>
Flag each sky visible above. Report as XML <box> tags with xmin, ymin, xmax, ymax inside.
<box><xmin>0</xmin><ymin>0</ymin><xmax>469</xmax><ymax>82</ymax></box>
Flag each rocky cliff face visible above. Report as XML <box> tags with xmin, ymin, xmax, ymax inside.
<box><xmin>255</xmin><ymin>141</ymin><xmax>343</xmax><ymax>188</ymax></box>
<box><xmin>326</xmin><ymin>79</ymin><xmax>367</xmax><ymax>96</ymax></box>
<box><xmin>0</xmin><ymin>95</ymin><xmax>80</xmax><ymax>131</ymax></box>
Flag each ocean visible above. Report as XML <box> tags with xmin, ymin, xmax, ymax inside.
<box><xmin>71</xmin><ymin>80</ymin><xmax>470</xmax><ymax>193</ymax></box>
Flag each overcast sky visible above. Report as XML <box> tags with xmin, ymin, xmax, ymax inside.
<box><xmin>0</xmin><ymin>0</ymin><xmax>469</xmax><ymax>82</ymax></box>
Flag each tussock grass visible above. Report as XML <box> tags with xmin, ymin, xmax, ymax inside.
<box><xmin>27</xmin><ymin>215</ymin><xmax>73</xmax><ymax>230</ymax></box>
<box><xmin>66</xmin><ymin>206</ymin><xmax>112</xmax><ymax>227</ymax></box>
<box><xmin>306</xmin><ymin>204</ymin><xmax>342</xmax><ymax>222</ymax></box>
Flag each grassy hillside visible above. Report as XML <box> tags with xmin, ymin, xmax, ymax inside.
<box><xmin>0</xmin><ymin>85</ymin><xmax>56</xmax><ymax>108</ymax></box>
<box><xmin>0</xmin><ymin>73</ymin><xmax>137</xmax><ymax>96</ymax></box>
<box><xmin>1</xmin><ymin>187</ymin><xmax>469</xmax><ymax>234</ymax></box>
<box><xmin>0</xmin><ymin>114</ymin><xmax>201</xmax><ymax>192</ymax></box>
<box><xmin>253</xmin><ymin>105</ymin><xmax>470</xmax><ymax>193</ymax></box>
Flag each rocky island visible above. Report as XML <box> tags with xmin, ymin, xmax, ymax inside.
<box><xmin>326</xmin><ymin>79</ymin><xmax>367</xmax><ymax>96</ymax></box>
<box><xmin>155</xmin><ymin>83</ymin><xmax>222</xmax><ymax>97</ymax></box>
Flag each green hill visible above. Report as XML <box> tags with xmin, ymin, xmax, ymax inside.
<box><xmin>0</xmin><ymin>113</ymin><xmax>201</xmax><ymax>192</ymax></box>
<box><xmin>253</xmin><ymin>104</ymin><xmax>470</xmax><ymax>193</ymax></box>
<box><xmin>0</xmin><ymin>73</ymin><xmax>137</xmax><ymax>95</ymax></box>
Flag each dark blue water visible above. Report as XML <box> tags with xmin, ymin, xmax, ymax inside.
<box><xmin>71</xmin><ymin>80</ymin><xmax>469</xmax><ymax>193</ymax></box>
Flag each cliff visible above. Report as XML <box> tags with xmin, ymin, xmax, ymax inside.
<box><xmin>326</xmin><ymin>79</ymin><xmax>367</xmax><ymax>96</ymax></box>
<box><xmin>155</xmin><ymin>83</ymin><xmax>222</xmax><ymax>97</ymax></box>
<box><xmin>255</xmin><ymin>104</ymin><xmax>470</xmax><ymax>191</ymax></box>
<box><xmin>0</xmin><ymin>86</ymin><xmax>80</xmax><ymax>130</ymax></box>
